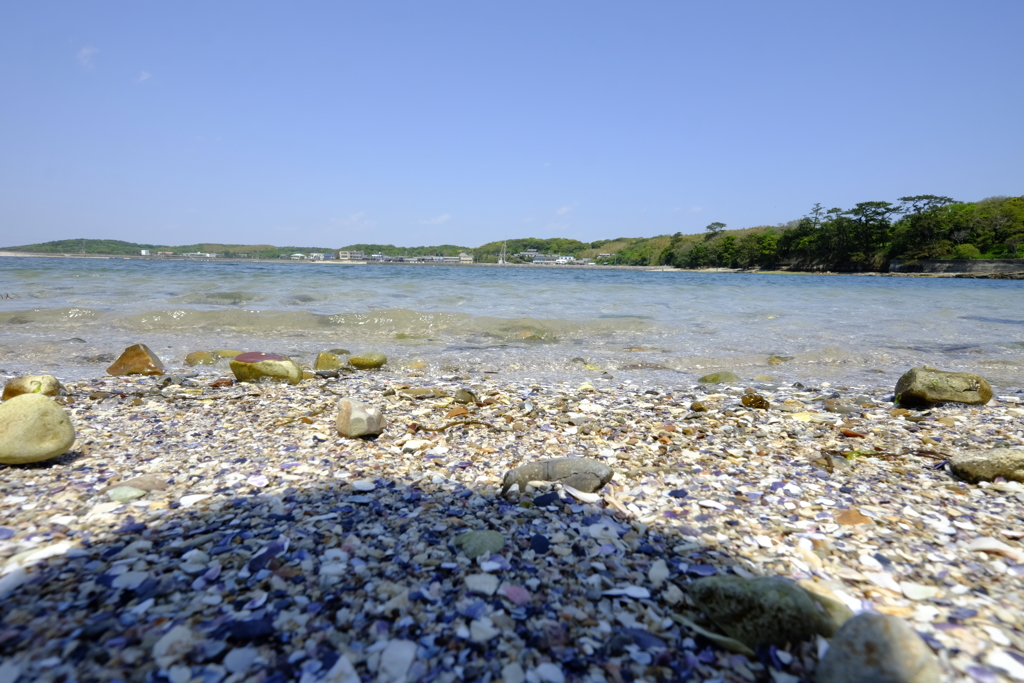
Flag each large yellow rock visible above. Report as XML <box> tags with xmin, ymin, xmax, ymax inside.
<box><xmin>349</xmin><ymin>353</ymin><xmax>387</xmax><ymax>370</ymax></box>
<box><xmin>229</xmin><ymin>352</ymin><xmax>303</xmax><ymax>385</ymax></box>
<box><xmin>0</xmin><ymin>394</ymin><xmax>76</xmax><ymax>465</ymax></box>
<box><xmin>107</xmin><ymin>343</ymin><xmax>165</xmax><ymax>376</ymax></box>
<box><xmin>2</xmin><ymin>375</ymin><xmax>64</xmax><ymax>401</ymax></box>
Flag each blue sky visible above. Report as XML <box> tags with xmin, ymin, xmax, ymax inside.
<box><xmin>1</xmin><ymin>2</ymin><xmax>1022</xmax><ymax>249</ymax></box>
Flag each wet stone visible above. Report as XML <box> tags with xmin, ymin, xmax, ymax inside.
<box><xmin>107</xmin><ymin>343</ymin><xmax>165</xmax><ymax>376</ymax></box>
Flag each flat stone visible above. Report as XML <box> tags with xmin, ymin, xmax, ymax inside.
<box><xmin>950</xmin><ymin>447</ymin><xmax>1024</xmax><ymax>484</ymax></box>
<box><xmin>465</xmin><ymin>573</ymin><xmax>499</xmax><ymax>596</ymax></box>
<box><xmin>894</xmin><ymin>366</ymin><xmax>992</xmax><ymax>406</ymax></box>
<box><xmin>2</xmin><ymin>375</ymin><xmax>64</xmax><ymax>401</ymax></box>
<box><xmin>107</xmin><ymin>486</ymin><xmax>147</xmax><ymax>502</ymax></box>
<box><xmin>0</xmin><ymin>393</ymin><xmax>76</xmax><ymax>465</ymax></box>
<box><xmin>229</xmin><ymin>352</ymin><xmax>303</xmax><ymax>385</ymax></box>
<box><xmin>453</xmin><ymin>530</ymin><xmax>504</xmax><ymax>559</ymax></box>
<box><xmin>107</xmin><ymin>343</ymin><xmax>165</xmax><ymax>376</ymax></box>
<box><xmin>817</xmin><ymin>612</ymin><xmax>941</xmax><ymax>683</ymax></box>
<box><xmin>117</xmin><ymin>474</ymin><xmax>169</xmax><ymax>491</ymax></box>
<box><xmin>377</xmin><ymin>639</ymin><xmax>417</xmax><ymax>683</ymax></box>
<box><xmin>348</xmin><ymin>352</ymin><xmax>387</xmax><ymax>370</ymax></box>
<box><xmin>336</xmin><ymin>399</ymin><xmax>387</xmax><ymax>438</ymax></box>
<box><xmin>223</xmin><ymin>646</ymin><xmax>260</xmax><ymax>674</ymax></box>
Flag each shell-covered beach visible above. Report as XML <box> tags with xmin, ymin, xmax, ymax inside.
<box><xmin>1</xmin><ymin>359</ymin><xmax>1022</xmax><ymax>683</ymax></box>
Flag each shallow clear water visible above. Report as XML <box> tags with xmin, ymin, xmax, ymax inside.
<box><xmin>2</xmin><ymin>256</ymin><xmax>1023</xmax><ymax>389</ymax></box>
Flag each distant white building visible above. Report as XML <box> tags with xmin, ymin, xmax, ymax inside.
<box><xmin>140</xmin><ymin>249</ymin><xmax>150</xmax><ymax>256</ymax></box>
<box><xmin>459</xmin><ymin>252</ymin><xmax>474</xmax><ymax>263</ymax></box>
<box><xmin>336</xmin><ymin>250</ymin><xmax>366</xmax><ymax>261</ymax></box>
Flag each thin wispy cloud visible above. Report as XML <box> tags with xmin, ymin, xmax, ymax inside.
<box><xmin>554</xmin><ymin>203</ymin><xmax>575</xmax><ymax>216</ymax></box>
<box><xmin>77</xmin><ymin>45</ymin><xmax>98</xmax><ymax>69</ymax></box>
<box><xmin>688</xmin><ymin>206</ymin><xmax>703</xmax><ymax>214</ymax></box>
<box><xmin>137</xmin><ymin>71</ymin><xmax>151</xmax><ymax>83</ymax></box>
<box><xmin>420</xmin><ymin>213</ymin><xmax>451</xmax><ymax>226</ymax></box>
<box><xmin>335</xmin><ymin>212</ymin><xmax>377</xmax><ymax>230</ymax></box>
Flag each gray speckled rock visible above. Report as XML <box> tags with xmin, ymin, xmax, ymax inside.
<box><xmin>687</xmin><ymin>576</ymin><xmax>841</xmax><ymax>649</ymax></box>
<box><xmin>894</xmin><ymin>367</ymin><xmax>992</xmax><ymax>407</ymax></box>
<box><xmin>2</xmin><ymin>375</ymin><xmax>65</xmax><ymax>401</ymax></box>
<box><xmin>950</xmin><ymin>447</ymin><xmax>1024</xmax><ymax>484</ymax></box>
<box><xmin>501</xmin><ymin>457</ymin><xmax>613</xmax><ymax>496</ymax></box>
<box><xmin>0</xmin><ymin>393</ymin><xmax>76</xmax><ymax>465</ymax></box>
<box><xmin>817</xmin><ymin>612</ymin><xmax>940</xmax><ymax>683</ymax></box>
<box><xmin>336</xmin><ymin>399</ymin><xmax>386</xmax><ymax>438</ymax></box>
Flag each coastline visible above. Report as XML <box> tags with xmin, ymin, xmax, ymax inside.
<box><xmin>3</xmin><ymin>251</ymin><xmax>1021</xmax><ymax>278</ymax></box>
<box><xmin>1</xmin><ymin>366</ymin><xmax>1022</xmax><ymax>682</ymax></box>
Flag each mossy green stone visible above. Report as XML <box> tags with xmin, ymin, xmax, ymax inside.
<box><xmin>454</xmin><ymin>388</ymin><xmax>478</xmax><ymax>404</ymax></box>
<box><xmin>453</xmin><ymin>530</ymin><xmax>504</xmax><ymax>559</ymax></box>
<box><xmin>349</xmin><ymin>353</ymin><xmax>387</xmax><ymax>370</ymax></box>
<box><xmin>699</xmin><ymin>371</ymin><xmax>740</xmax><ymax>384</ymax></box>
<box><xmin>107</xmin><ymin>486</ymin><xmax>147</xmax><ymax>502</ymax></box>
<box><xmin>895</xmin><ymin>367</ymin><xmax>992</xmax><ymax>406</ymax></box>
<box><xmin>314</xmin><ymin>352</ymin><xmax>345</xmax><ymax>371</ymax></box>
<box><xmin>687</xmin><ymin>576</ymin><xmax>841</xmax><ymax>649</ymax></box>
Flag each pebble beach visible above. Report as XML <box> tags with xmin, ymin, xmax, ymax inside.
<box><xmin>2</xmin><ymin>363</ymin><xmax>1023</xmax><ymax>683</ymax></box>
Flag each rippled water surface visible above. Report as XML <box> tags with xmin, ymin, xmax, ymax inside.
<box><xmin>2</xmin><ymin>256</ymin><xmax>1023</xmax><ymax>387</ymax></box>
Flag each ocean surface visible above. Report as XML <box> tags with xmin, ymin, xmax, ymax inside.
<box><xmin>2</xmin><ymin>256</ymin><xmax>1023</xmax><ymax>389</ymax></box>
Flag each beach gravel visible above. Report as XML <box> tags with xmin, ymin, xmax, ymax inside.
<box><xmin>0</xmin><ymin>369</ymin><xmax>1021</xmax><ymax>682</ymax></box>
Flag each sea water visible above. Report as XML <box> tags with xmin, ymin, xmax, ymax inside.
<box><xmin>1</xmin><ymin>256</ymin><xmax>1023</xmax><ymax>389</ymax></box>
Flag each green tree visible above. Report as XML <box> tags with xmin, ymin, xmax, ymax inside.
<box><xmin>704</xmin><ymin>222</ymin><xmax>726</xmax><ymax>241</ymax></box>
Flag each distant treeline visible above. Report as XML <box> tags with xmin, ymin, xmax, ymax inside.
<box><xmin>0</xmin><ymin>239</ymin><xmax>337</xmax><ymax>259</ymax></box>
<box><xmin>4</xmin><ymin>194</ymin><xmax>1021</xmax><ymax>271</ymax></box>
<box><xmin>609</xmin><ymin>195</ymin><xmax>1024</xmax><ymax>270</ymax></box>
<box><xmin>337</xmin><ymin>244</ymin><xmax>470</xmax><ymax>257</ymax></box>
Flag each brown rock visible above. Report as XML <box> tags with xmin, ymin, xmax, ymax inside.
<box><xmin>107</xmin><ymin>344</ymin><xmax>165</xmax><ymax>376</ymax></box>
<box><xmin>836</xmin><ymin>509</ymin><xmax>873</xmax><ymax>525</ymax></box>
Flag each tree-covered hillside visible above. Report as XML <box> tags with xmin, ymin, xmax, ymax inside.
<box><xmin>337</xmin><ymin>244</ymin><xmax>471</xmax><ymax>257</ymax></box>
<box><xmin>5</xmin><ymin>194</ymin><xmax>1021</xmax><ymax>271</ymax></box>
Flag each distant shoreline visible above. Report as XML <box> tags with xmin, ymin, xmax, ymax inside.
<box><xmin>1</xmin><ymin>250</ymin><xmax>1021</xmax><ymax>278</ymax></box>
